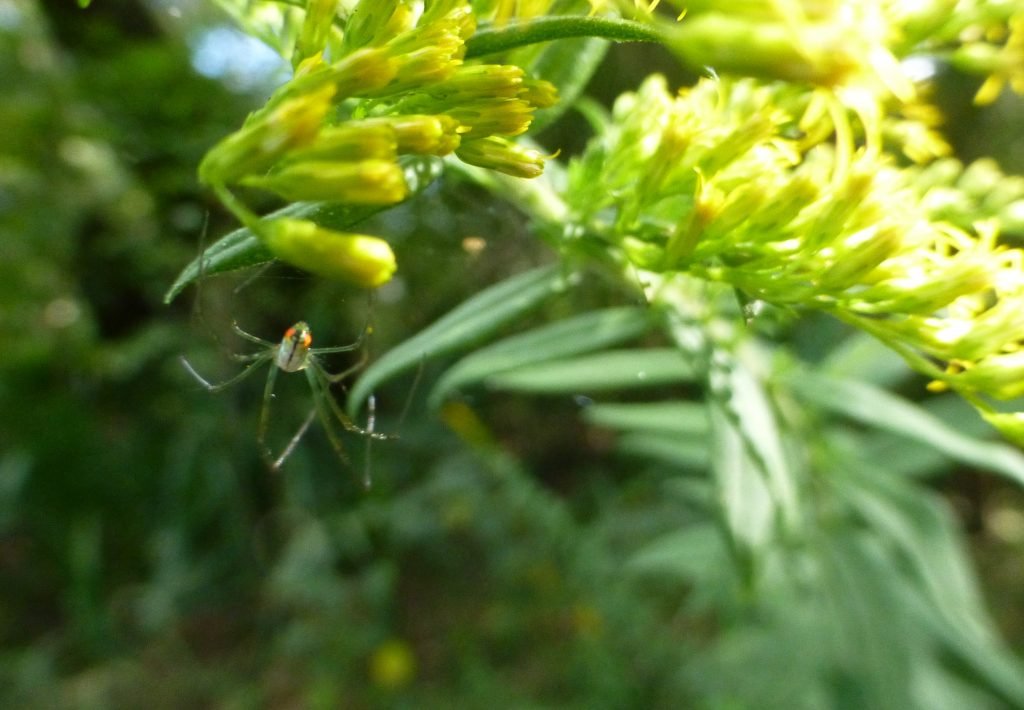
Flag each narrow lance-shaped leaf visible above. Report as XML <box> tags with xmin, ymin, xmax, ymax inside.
<box><xmin>615</xmin><ymin>433</ymin><xmax>711</xmax><ymax>470</ymax></box>
<box><xmin>429</xmin><ymin>306</ymin><xmax>653</xmax><ymax>408</ymax></box>
<box><xmin>784</xmin><ymin>370</ymin><xmax>1024</xmax><ymax>487</ymax></box>
<box><xmin>484</xmin><ymin>348</ymin><xmax>697</xmax><ymax>394</ymax></box>
<box><xmin>583</xmin><ymin>401</ymin><xmax>710</xmax><ymax>437</ymax></box>
<box><xmin>347</xmin><ymin>263</ymin><xmax>575</xmax><ymax>415</ymax></box>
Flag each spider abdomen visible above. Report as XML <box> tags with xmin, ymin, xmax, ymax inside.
<box><xmin>277</xmin><ymin>321</ymin><xmax>313</xmax><ymax>372</ymax></box>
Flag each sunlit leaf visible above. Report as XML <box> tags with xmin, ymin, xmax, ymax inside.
<box><xmin>348</xmin><ymin>263</ymin><xmax>574</xmax><ymax>414</ymax></box>
<box><xmin>584</xmin><ymin>401</ymin><xmax>708</xmax><ymax>436</ymax></box>
<box><xmin>615</xmin><ymin>432</ymin><xmax>710</xmax><ymax>470</ymax></box>
<box><xmin>626</xmin><ymin>523</ymin><xmax>725</xmax><ymax>584</ymax></box>
<box><xmin>820</xmin><ymin>331</ymin><xmax>914</xmax><ymax>387</ymax></box>
<box><xmin>785</xmin><ymin>371</ymin><xmax>1024</xmax><ymax>487</ymax></box>
<box><xmin>484</xmin><ymin>348</ymin><xmax>697</xmax><ymax>394</ymax></box>
<box><xmin>429</xmin><ymin>306</ymin><xmax>653</xmax><ymax>407</ymax></box>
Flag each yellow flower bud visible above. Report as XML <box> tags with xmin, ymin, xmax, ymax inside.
<box><xmin>456</xmin><ymin>137</ymin><xmax>546</xmax><ymax>178</ymax></box>
<box><xmin>362</xmin><ymin>115</ymin><xmax>462</xmax><ymax>155</ymax></box>
<box><xmin>198</xmin><ymin>83</ymin><xmax>336</xmax><ymax>185</ymax></box>
<box><xmin>288</xmin><ymin>47</ymin><xmax>398</xmax><ymax>101</ymax></box>
<box><xmin>521</xmin><ymin>79</ymin><xmax>559</xmax><ymax>109</ymax></box>
<box><xmin>955</xmin><ymin>350</ymin><xmax>1024</xmax><ymax>400</ymax></box>
<box><xmin>260</xmin><ymin>218</ymin><xmax>397</xmax><ymax>288</ymax></box>
<box><xmin>294</xmin><ymin>0</ymin><xmax>338</xmax><ymax>66</ymax></box>
<box><xmin>242</xmin><ymin>159</ymin><xmax>408</xmax><ymax>205</ymax></box>
<box><xmin>285</xmin><ymin>124</ymin><xmax>398</xmax><ymax>163</ymax></box>
<box><xmin>448</xmin><ymin>98</ymin><xmax>536</xmax><ymax>137</ymax></box>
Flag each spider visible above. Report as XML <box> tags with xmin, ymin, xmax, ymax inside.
<box><xmin>181</xmin><ymin>320</ymin><xmax>387</xmax><ymax>487</ymax></box>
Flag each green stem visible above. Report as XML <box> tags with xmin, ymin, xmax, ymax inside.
<box><xmin>465</xmin><ymin>16</ymin><xmax>665</xmax><ymax>58</ymax></box>
<box><xmin>213</xmin><ymin>184</ymin><xmax>263</xmax><ymax>233</ymax></box>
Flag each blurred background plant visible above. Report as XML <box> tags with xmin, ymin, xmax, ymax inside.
<box><xmin>2</xmin><ymin>0</ymin><xmax>1024</xmax><ymax>707</ymax></box>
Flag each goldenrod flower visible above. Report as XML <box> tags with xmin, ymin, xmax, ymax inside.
<box><xmin>658</xmin><ymin>1</ymin><xmax>914</xmax><ymax>101</ymax></box>
<box><xmin>199</xmin><ymin>0</ymin><xmax>557</xmax><ymax>287</ymax></box>
<box><xmin>954</xmin><ymin>14</ymin><xmax>1024</xmax><ymax>105</ymax></box>
<box><xmin>565</xmin><ymin>75</ymin><xmax>1024</xmax><ymax>442</ymax></box>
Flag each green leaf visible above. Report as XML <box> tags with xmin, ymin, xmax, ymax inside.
<box><xmin>615</xmin><ymin>432</ymin><xmax>710</xmax><ymax>470</ymax></box>
<box><xmin>784</xmin><ymin>371</ymin><xmax>1024</xmax><ymax>487</ymax></box>
<box><xmin>164</xmin><ymin>157</ymin><xmax>442</xmax><ymax>304</ymax></box>
<box><xmin>626</xmin><ymin>523</ymin><xmax>725</xmax><ymax>584</ymax></box>
<box><xmin>708</xmin><ymin>399</ymin><xmax>774</xmax><ymax>562</ymax></box>
<box><xmin>822</xmin><ymin>510</ymin><xmax>1024</xmax><ymax>708</ymax></box>
<box><xmin>484</xmin><ymin>348</ymin><xmax>697</xmax><ymax>394</ymax></box>
<box><xmin>820</xmin><ymin>331</ymin><xmax>914</xmax><ymax>388</ymax></box>
<box><xmin>855</xmin><ymin>395</ymin><xmax>993</xmax><ymax>478</ymax></box>
<box><xmin>583</xmin><ymin>401</ymin><xmax>709</xmax><ymax>436</ymax></box>
<box><xmin>712</xmin><ymin>355</ymin><xmax>801</xmax><ymax>552</ymax></box>
<box><xmin>347</xmin><ymin>263</ymin><xmax>574</xmax><ymax>415</ymax></box>
<box><xmin>429</xmin><ymin>306</ymin><xmax>653</xmax><ymax>408</ymax></box>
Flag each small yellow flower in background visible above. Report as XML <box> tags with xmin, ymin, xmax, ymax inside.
<box><xmin>474</xmin><ymin>0</ymin><xmax>556</xmax><ymax>25</ymax></box>
<box><xmin>369</xmin><ymin>639</ymin><xmax>417</xmax><ymax>689</ymax></box>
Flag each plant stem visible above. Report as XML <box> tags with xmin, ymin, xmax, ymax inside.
<box><xmin>465</xmin><ymin>16</ymin><xmax>665</xmax><ymax>58</ymax></box>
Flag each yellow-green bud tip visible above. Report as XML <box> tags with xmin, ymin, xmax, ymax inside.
<box><xmin>260</xmin><ymin>218</ymin><xmax>397</xmax><ymax>288</ymax></box>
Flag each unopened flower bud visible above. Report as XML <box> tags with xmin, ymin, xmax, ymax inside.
<box><xmin>366</xmin><ymin>115</ymin><xmax>462</xmax><ymax>155</ymax></box>
<box><xmin>198</xmin><ymin>83</ymin><xmax>336</xmax><ymax>185</ymax></box>
<box><xmin>260</xmin><ymin>217</ymin><xmax>397</xmax><ymax>287</ymax></box>
<box><xmin>242</xmin><ymin>159</ymin><xmax>408</xmax><ymax>205</ymax></box>
<box><xmin>285</xmin><ymin>124</ymin><xmax>398</xmax><ymax>163</ymax></box>
<box><xmin>456</xmin><ymin>137</ymin><xmax>546</xmax><ymax>178</ymax></box>
<box><xmin>295</xmin><ymin>0</ymin><xmax>338</xmax><ymax>66</ymax></box>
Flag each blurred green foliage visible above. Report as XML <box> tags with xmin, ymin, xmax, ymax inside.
<box><xmin>2</xmin><ymin>1</ymin><xmax>1024</xmax><ymax>708</ymax></box>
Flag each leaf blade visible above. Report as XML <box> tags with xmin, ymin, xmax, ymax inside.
<box><xmin>348</xmin><ymin>263</ymin><xmax>574</xmax><ymax>414</ymax></box>
<box><xmin>484</xmin><ymin>348</ymin><xmax>697</xmax><ymax>394</ymax></box>
<box><xmin>785</xmin><ymin>371</ymin><xmax>1024</xmax><ymax>487</ymax></box>
<box><xmin>429</xmin><ymin>306</ymin><xmax>653</xmax><ymax>407</ymax></box>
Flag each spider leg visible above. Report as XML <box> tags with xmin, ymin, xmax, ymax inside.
<box><xmin>309</xmin><ymin>296</ymin><xmax>374</xmax><ymax>357</ymax></box>
<box><xmin>232</xmin><ymin>351</ymin><xmax>269</xmax><ymax>363</ymax></box>
<box><xmin>181</xmin><ymin>353</ymin><xmax>272</xmax><ymax>392</ymax></box>
<box><xmin>309</xmin><ymin>338</ymin><xmax>364</xmax><ymax>356</ymax></box>
<box><xmin>270</xmin><ymin>407</ymin><xmax>316</xmax><ymax>470</ymax></box>
<box><xmin>316</xmin><ymin>349</ymin><xmax>368</xmax><ymax>384</ymax></box>
<box><xmin>310</xmin><ymin>362</ymin><xmax>391</xmax><ymax>440</ymax></box>
<box><xmin>304</xmin><ymin>367</ymin><xmax>352</xmax><ymax>468</ymax></box>
<box><xmin>397</xmin><ymin>355</ymin><xmax>426</xmax><ymax>430</ymax></box>
<box><xmin>257</xmin><ymin>363</ymin><xmax>282</xmax><ymax>470</ymax></box>
<box><xmin>362</xmin><ymin>394</ymin><xmax>377</xmax><ymax>490</ymax></box>
<box><xmin>232</xmin><ymin>321</ymin><xmax>276</xmax><ymax>348</ymax></box>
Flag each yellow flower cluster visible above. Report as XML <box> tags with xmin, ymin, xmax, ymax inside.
<box><xmin>954</xmin><ymin>13</ymin><xmax>1024</xmax><ymax>105</ymax></box>
<box><xmin>199</xmin><ymin>0</ymin><xmax>557</xmax><ymax>287</ymax></box>
<box><xmin>566</xmin><ymin>75</ymin><xmax>1024</xmax><ymax>443</ymax></box>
